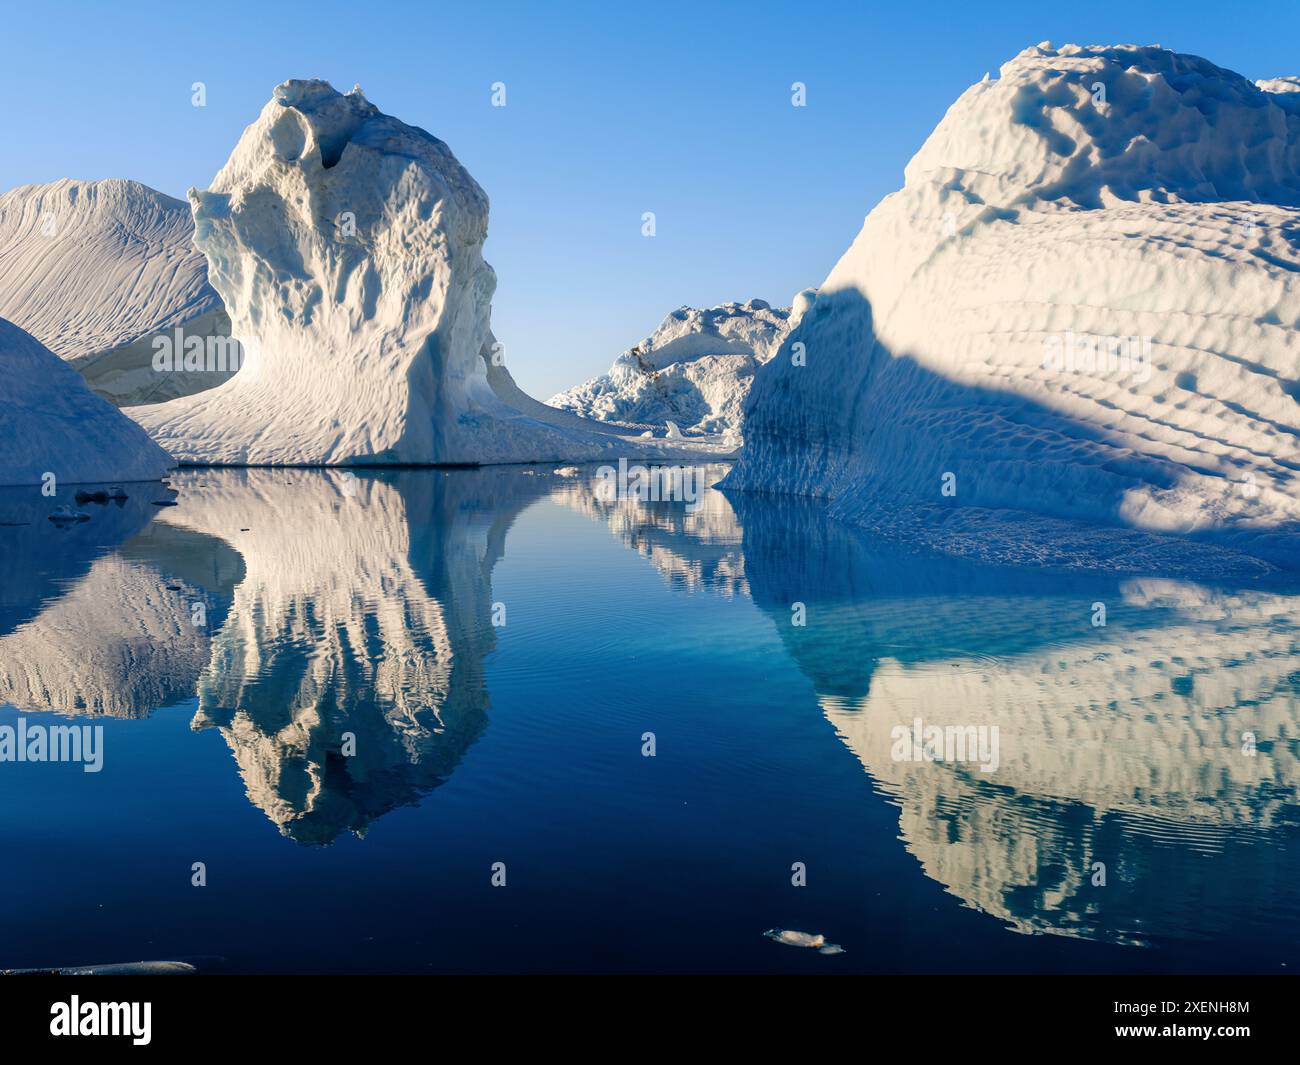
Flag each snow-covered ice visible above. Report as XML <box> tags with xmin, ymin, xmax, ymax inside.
<box><xmin>0</xmin><ymin>178</ymin><xmax>232</xmax><ymax>405</ymax></box>
<box><xmin>130</xmin><ymin>79</ymin><xmax>655</xmax><ymax>467</ymax></box>
<box><xmin>550</xmin><ymin>298</ymin><xmax>810</xmax><ymax>437</ymax></box>
<box><xmin>0</xmin><ymin>317</ymin><xmax>173</xmax><ymax>486</ymax></box>
<box><xmin>725</xmin><ymin>44</ymin><xmax>1300</xmax><ymax>571</ymax></box>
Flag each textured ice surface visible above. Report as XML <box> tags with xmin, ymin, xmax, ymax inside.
<box><xmin>726</xmin><ymin>44</ymin><xmax>1300</xmax><ymax>571</ymax></box>
<box><xmin>549</xmin><ymin>298</ymin><xmax>809</xmax><ymax>436</ymax></box>
<box><xmin>0</xmin><ymin>178</ymin><xmax>232</xmax><ymax>405</ymax></box>
<box><xmin>0</xmin><ymin>317</ymin><xmax>172</xmax><ymax>486</ymax></box>
<box><xmin>131</xmin><ymin>80</ymin><xmax>642</xmax><ymax>467</ymax></box>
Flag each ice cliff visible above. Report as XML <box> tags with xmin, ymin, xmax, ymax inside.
<box><xmin>131</xmin><ymin>79</ymin><xmax>631</xmax><ymax>467</ymax></box>
<box><xmin>550</xmin><ymin>297</ymin><xmax>810</xmax><ymax>437</ymax></box>
<box><xmin>725</xmin><ymin>44</ymin><xmax>1300</xmax><ymax>571</ymax></box>
<box><xmin>0</xmin><ymin>178</ymin><xmax>233</xmax><ymax>405</ymax></box>
<box><xmin>0</xmin><ymin>317</ymin><xmax>172</xmax><ymax>486</ymax></box>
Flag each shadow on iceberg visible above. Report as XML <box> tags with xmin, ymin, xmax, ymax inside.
<box><xmin>731</xmin><ymin>490</ymin><xmax>1300</xmax><ymax>945</ymax></box>
<box><xmin>726</xmin><ymin>272</ymin><xmax>1300</xmax><ymax>577</ymax></box>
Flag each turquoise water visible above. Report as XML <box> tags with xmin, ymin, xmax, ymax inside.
<box><xmin>0</xmin><ymin>465</ymin><xmax>1297</xmax><ymax>973</ymax></box>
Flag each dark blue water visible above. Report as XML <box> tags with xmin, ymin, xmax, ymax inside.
<box><xmin>1</xmin><ymin>465</ymin><xmax>1297</xmax><ymax>973</ymax></box>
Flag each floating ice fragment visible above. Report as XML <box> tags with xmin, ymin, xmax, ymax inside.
<box><xmin>48</xmin><ymin>506</ymin><xmax>90</xmax><ymax>524</ymax></box>
<box><xmin>764</xmin><ymin>928</ymin><xmax>845</xmax><ymax>954</ymax></box>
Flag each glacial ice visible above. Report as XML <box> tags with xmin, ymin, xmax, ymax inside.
<box><xmin>0</xmin><ymin>317</ymin><xmax>173</xmax><ymax>486</ymax></box>
<box><xmin>725</xmin><ymin>44</ymin><xmax>1300</xmax><ymax>571</ymax></box>
<box><xmin>0</xmin><ymin>178</ymin><xmax>233</xmax><ymax>405</ymax></box>
<box><xmin>129</xmin><ymin>80</ymin><xmax>649</xmax><ymax>467</ymax></box>
<box><xmin>550</xmin><ymin>298</ymin><xmax>808</xmax><ymax>437</ymax></box>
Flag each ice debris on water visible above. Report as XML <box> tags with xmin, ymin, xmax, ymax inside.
<box><xmin>764</xmin><ymin>928</ymin><xmax>846</xmax><ymax>954</ymax></box>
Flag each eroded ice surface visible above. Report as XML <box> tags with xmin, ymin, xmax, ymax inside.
<box><xmin>129</xmin><ymin>80</ymin><xmax>657</xmax><ymax>467</ymax></box>
<box><xmin>727</xmin><ymin>44</ymin><xmax>1300</xmax><ymax>572</ymax></box>
<box><xmin>550</xmin><ymin>298</ymin><xmax>810</xmax><ymax>438</ymax></box>
<box><xmin>0</xmin><ymin>179</ymin><xmax>232</xmax><ymax>405</ymax></box>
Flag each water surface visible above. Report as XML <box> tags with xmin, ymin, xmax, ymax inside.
<box><xmin>0</xmin><ymin>466</ymin><xmax>1297</xmax><ymax>973</ymax></box>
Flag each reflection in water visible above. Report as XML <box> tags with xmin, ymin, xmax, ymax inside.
<box><xmin>0</xmin><ymin>554</ymin><xmax>213</xmax><ymax>717</ymax></box>
<box><xmin>553</xmin><ymin>465</ymin><xmax>746</xmax><ymax>596</ymax></box>
<box><xmin>1</xmin><ymin>465</ymin><xmax>1298</xmax><ymax>955</ymax></box>
<box><xmin>0</xmin><ymin>468</ymin><xmax>553</xmax><ymax>844</ymax></box>
<box><xmin>731</xmin><ymin>492</ymin><xmax>1300</xmax><ymax>945</ymax></box>
<box><xmin>163</xmin><ymin>468</ymin><xmax>553</xmax><ymax>844</ymax></box>
<box><xmin>0</xmin><ymin>487</ymin><xmax>224</xmax><ymax>717</ymax></box>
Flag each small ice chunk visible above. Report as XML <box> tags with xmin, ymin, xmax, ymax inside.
<box><xmin>48</xmin><ymin>505</ymin><xmax>90</xmax><ymax>524</ymax></box>
<box><xmin>764</xmin><ymin>928</ymin><xmax>844</xmax><ymax>954</ymax></box>
<box><xmin>664</xmin><ymin>420</ymin><xmax>685</xmax><ymax>440</ymax></box>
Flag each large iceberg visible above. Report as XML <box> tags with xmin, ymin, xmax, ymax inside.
<box><xmin>725</xmin><ymin>44</ymin><xmax>1300</xmax><ymax>571</ymax></box>
<box><xmin>0</xmin><ymin>178</ymin><xmax>233</xmax><ymax>405</ymax></box>
<box><xmin>549</xmin><ymin>297</ymin><xmax>810</xmax><ymax>438</ymax></box>
<box><xmin>130</xmin><ymin>79</ymin><xmax>636</xmax><ymax>467</ymax></box>
<box><xmin>0</xmin><ymin>317</ymin><xmax>172</xmax><ymax>486</ymax></box>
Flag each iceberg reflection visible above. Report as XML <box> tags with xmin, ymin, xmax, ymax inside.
<box><xmin>166</xmin><ymin>468</ymin><xmax>554</xmax><ymax>844</ymax></box>
<box><xmin>731</xmin><ymin>492</ymin><xmax>1300</xmax><ymax>945</ymax></box>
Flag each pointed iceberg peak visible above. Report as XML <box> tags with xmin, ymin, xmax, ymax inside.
<box><xmin>133</xmin><ymin>78</ymin><xmax>625</xmax><ymax>466</ymax></box>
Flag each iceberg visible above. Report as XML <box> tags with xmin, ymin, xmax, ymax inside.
<box><xmin>0</xmin><ymin>178</ymin><xmax>233</xmax><ymax>405</ymax></box>
<box><xmin>725</xmin><ymin>44</ymin><xmax>1300</xmax><ymax>571</ymax></box>
<box><xmin>0</xmin><ymin>317</ymin><xmax>172</xmax><ymax>487</ymax></box>
<box><xmin>549</xmin><ymin>297</ymin><xmax>810</xmax><ymax>438</ymax></box>
<box><xmin>130</xmin><ymin>79</ymin><xmax>642</xmax><ymax>467</ymax></box>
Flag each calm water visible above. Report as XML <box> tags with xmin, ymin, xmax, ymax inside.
<box><xmin>1</xmin><ymin>465</ymin><xmax>1298</xmax><ymax>974</ymax></box>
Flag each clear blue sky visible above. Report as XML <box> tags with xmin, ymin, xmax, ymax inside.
<box><xmin>2</xmin><ymin>0</ymin><xmax>1298</xmax><ymax>397</ymax></box>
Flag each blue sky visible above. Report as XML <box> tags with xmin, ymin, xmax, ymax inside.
<box><xmin>3</xmin><ymin>0</ymin><xmax>1298</xmax><ymax>397</ymax></box>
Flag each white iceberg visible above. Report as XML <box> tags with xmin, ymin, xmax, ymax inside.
<box><xmin>0</xmin><ymin>178</ymin><xmax>233</xmax><ymax>405</ymax></box>
<box><xmin>0</xmin><ymin>317</ymin><xmax>172</xmax><ymax>486</ymax></box>
<box><xmin>130</xmin><ymin>79</ymin><xmax>636</xmax><ymax>467</ymax></box>
<box><xmin>725</xmin><ymin>44</ymin><xmax>1300</xmax><ymax>571</ymax></box>
<box><xmin>549</xmin><ymin>298</ymin><xmax>810</xmax><ymax>438</ymax></box>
